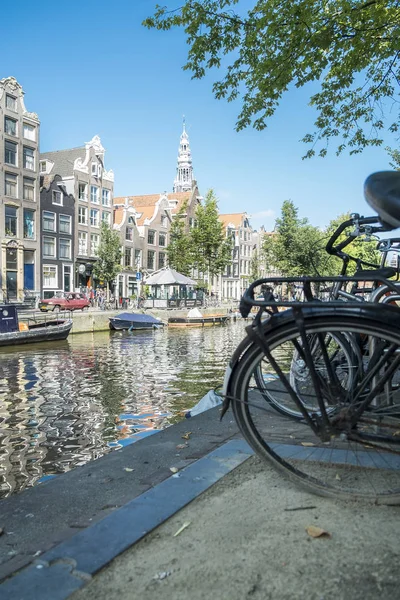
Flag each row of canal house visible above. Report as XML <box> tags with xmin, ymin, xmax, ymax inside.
<box><xmin>0</xmin><ymin>75</ymin><xmax>268</xmax><ymax>304</ymax></box>
<box><xmin>0</xmin><ymin>76</ymin><xmax>200</xmax><ymax>302</ymax></box>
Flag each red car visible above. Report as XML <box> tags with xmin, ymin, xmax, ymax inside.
<box><xmin>39</xmin><ymin>292</ymin><xmax>90</xmax><ymax>312</ymax></box>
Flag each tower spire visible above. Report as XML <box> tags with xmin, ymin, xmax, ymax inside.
<box><xmin>173</xmin><ymin>118</ymin><xmax>193</xmax><ymax>193</ymax></box>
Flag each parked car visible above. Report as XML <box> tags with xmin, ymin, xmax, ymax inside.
<box><xmin>39</xmin><ymin>292</ymin><xmax>90</xmax><ymax>312</ymax></box>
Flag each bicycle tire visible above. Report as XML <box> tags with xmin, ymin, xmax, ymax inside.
<box><xmin>230</xmin><ymin>309</ymin><xmax>400</xmax><ymax>503</ymax></box>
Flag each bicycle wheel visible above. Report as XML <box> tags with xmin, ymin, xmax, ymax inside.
<box><xmin>231</xmin><ymin>308</ymin><xmax>400</xmax><ymax>503</ymax></box>
<box><xmin>254</xmin><ymin>331</ymin><xmax>361</xmax><ymax>420</ymax></box>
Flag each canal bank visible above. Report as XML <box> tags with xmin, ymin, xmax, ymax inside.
<box><xmin>0</xmin><ymin>407</ymin><xmax>240</xmax><ymax>584</ymax></box>
<box><xmin>2</xmin><ymin>410</ymin><xmax>400</xmax><ymax>600</ymax></box>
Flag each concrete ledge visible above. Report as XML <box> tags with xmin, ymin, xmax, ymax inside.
<box><xmin>0</xmin><ymin>407</ymin><xmax>240</xmax><ymax>582</ymax></box>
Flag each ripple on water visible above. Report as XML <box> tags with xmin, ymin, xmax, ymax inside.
<box><xmin>0</xmin><ymin>321</ymin><xmax>247</xmax><ymax>496</ymax></box>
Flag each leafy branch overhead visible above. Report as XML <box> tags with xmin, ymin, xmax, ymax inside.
<box><xmin>144</xmin><ymin>1</ymin><xmax>400</xmax><ymax>158</ymax></box>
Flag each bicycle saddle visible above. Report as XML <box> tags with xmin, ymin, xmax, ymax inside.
<box><xmin>364</xmin><ymin>171</ymin><xmax>400</xmax><ymax>229</ymax></box>
<box><xmin>352</xmin><ymin>266</ymin><xmax>397</xmax><ymax>280</ymax></box>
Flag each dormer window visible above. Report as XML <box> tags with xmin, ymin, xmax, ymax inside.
<box><xmin>40</xmin><ymin>161</ymin><xmax>46</xmax><ymax>173</ymax></box>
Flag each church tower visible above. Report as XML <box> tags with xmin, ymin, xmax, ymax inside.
<box><xmin>173</xmin><ymin>118</ymin><xmax>193</xmax><ymax>193</ymax></box>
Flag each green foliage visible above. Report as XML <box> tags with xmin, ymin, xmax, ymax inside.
<box><xmin>386</xmin><ymin>146</ymin><xmax>400</xmax><ymax>170</ymax></box>
<box><xmin>144</xmin><ymin>1</ymin><xmax>400</xmax><ymax>157</ymax></box>
<box><xmin>92</xmin><ymin>222</ymin><xmax>122</xmax><ymax>286</ymax></box>
<box><xmin>263</xmin><ymin>200</ymin><xmax>326</xmax><ymax>276</ymax></box>
<box><xmin>263</xmin><ymin>206</ymin><xmax>381</xmax><ymax>277</ymax></box>
<box><xmin>167</xmin><ymin>202</ymin><xmax>193</xmax><ymax>275</ymax></box>
<box><xmin>166</xmin><ymin>190</ymin><xmax>233</xmax><ymax>280</ymax></box>
<box><xmin>190</xmin><ymin>189</ymin><xmax>233</xmax><ymax>278</ymax></box>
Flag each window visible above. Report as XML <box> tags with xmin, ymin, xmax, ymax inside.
<box><xmin>159</xmin><ymin>233</ymin><xmax>166</xmax><ymax>247</ymax></box>
<box><xmin>59</xmin><ymin>238</ymin><xmax>71</xmax><ymax>260</ymax></box>
<box><xmin>124</xmin><ymin>247</ymin><xmax>132</xmax><ymax>267</ymax></box>
<box><xmin>40</xmin><ymin>161</ymin><xmax>46</xmax><ymax>173</ymax></box>
<box><xmin>78</xmin><ymin>206</ymin><xmax>87</xmax><ymax>225</ymax></box>
<box><xmin>90</xmin><ymin>234</ymin><xmax>99</xmax><ymax>256</ymax></box>
<box><xmin>5</xmin><ymin>173</ymin><xmax>17</xmax><ymax>197</ymax></box>
<box><xmin>90</xmin><ymin>208</ymin><xmax>99</xmax><ymax>227</ymax></box>
<box><xmin>59</xmin><ymin>214</ymin><xmax>72</xmax><ymax>234</ymax></box>
<box><xmin>91</xmin><ymin>162</ymin><xmax>98</xmax><ymax>176</ymax></box>
<box><xmin>78</xmin><ymin>183</ymin><xmax>87</xmax><ymax>200</ymax></box>
<box><xmin>148</xmin><ymin>230</ymin><xmax>155</xmax><ymax>245</ymax></box>
<box><xmin>5</xmin><ymin>117</ymin><xmax>17</xmax><ymax>136</ymax></box>
<box><xmin>90</xmin><ymin>185</ymin><xmax>99</xmax><ymax>203</ymax></box>
<box><xmin>23</xmin><ymin>147</ymin><xmax>35</xmax><ymax>170</ymax></box>
<box><xmin>161</xmin><ymin>214</ymin><xmax>168</xmax><ymax>227</ymax></box>
<box><xmin>102</xmin><ymin>189</ymin><xmax>110</xmax><ymax>206</ymax></box>
<box><xmin>5</xmin><ymin>140</ymin><xmax>17</xmax><ymax>165</ymax></box>
<box><xmin>125</xmin><ymin>227</ymin><xmax>133</xmax><ymax>241</ymax></box>
<box><xmin>23</xmin><ymin>123</ymin><xmax>36</xmax><ymax>141</ymax></box>
<box><xmin>102</xmin><ymin>211</ymin><xmax>111</xmax><ymax>225</ymax></box>
<box><xmin>43</xmin><ymin>236</ymin><xmax>56</xmax><ymax>258</ymax></box>
<box><xmin>43</xmin><ymin>211</ymin><xmax>56</xmax><ymax>232</ymax></box>
<box><xmin>78</xmin><ymin>231</ymin><xmax>88</xmax><ymax>255</ymax></box>
<box><xmin>159</xmin><ymin>252</ymin><xmax>166</xmax><ymax>269</ymax></box>
<box><xmin>6</xmin><ymin>95</ymin><xmax>17</xmax><ymax>111</ymax></box>
<box><xmin>23</xmin><ymin>177</ymin><xmax>35</xmax><ymax>201</ymax></box>
<box><xmin>23</xmin><ymin>209</ymin><xmax>35</xmax><ymax>239</ymax></box>
<box><xmin>5</xmin><ymin>205</ymin><xmax>17</xmax><ymax>236</ymax></box>
<box><xmin>134</xmin><ymin>249</ymin><xmax>141</xmax><ymax>266</ymax></box>
<box><xmin>43</xmin><ymin>265</ymin><xmax>57</xmax><ymax>288</ymax></box>
<box><xmin>147</xmin><ymin>250</ymin><xmax>155</xmax><ymax>270</ymax></box>
<box><xmin>128</xmin><ymin>216</ymin><xmax>135</xmax><ymax>224</ymax></box>
<box><xmin>52</xmin><ymin>190</ymin><xmax>62</xmax><ymax>206</ymax></box>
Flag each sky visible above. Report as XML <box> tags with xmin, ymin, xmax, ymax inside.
<box><xmin>3</xmin><ymin>0</ymin><xmax>398</xmax><ymax>231</ymax></box>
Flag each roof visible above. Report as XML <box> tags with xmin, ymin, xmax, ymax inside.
<box><xmin>114</xmin><ymin>191</ymin><xmax>192</xmax><ymax>216</ymax></box>
<box><xmin>40</xmin><ymin>147</ymin><xmax>85</xmax><ymax>178</ymax></box>
<box><xmin>136</xmin><ymin>205</ymin><xmax>157</xmax><ymax>226</ymax></box>
<box><xmin>144</xmin><ymin>268</ymin><xmax>196</xmax><ymax>286</ymax></box>
<box><xmin>113</xmin><ymin>207</ymin><xmax>124</xmax><ymax>226</ymax></box>
<box><xmin>219</xmin><ymin>213</ymin><xmax>245</xmax><ymax>229</ymax></box>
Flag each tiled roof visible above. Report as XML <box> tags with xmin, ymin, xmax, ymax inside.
<box><xmin>113</xmin><ymin>207</ymin><xmax>124</xmax><ymax>226</ymax></box>
<box><xmin>136</xmin><ymin>205</ymin><xmax>156</xmax><ymax>226</ymax></box>
<box><xmin>219</xmin><ymin>213</ymin><xmax>245</xmax><ymax>229</ymax></box>
<box><xmin>40</xmin><ymin>147</ymin><xmax>86</xmax><ymax>178</ymax></box>
<box><xmin>114</xmin><ymin>191</ymin><xmax>192</xmax><ymax>215</ymax></box>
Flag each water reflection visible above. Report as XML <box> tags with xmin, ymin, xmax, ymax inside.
<box><xmin>0</xmin><ymin>322</ymin><xmax>246</xmax><ymax>497</ymax></box>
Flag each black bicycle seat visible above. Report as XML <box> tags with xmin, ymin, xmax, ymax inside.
<box><xmin>364</xmin><ymin>171</ymin><xmax>400</xmax><ymax>229</ymax></box>
<box><xmin>353</xmin><ymin>267</ymin><xmax>397</xmax><ymax>280</ymax></box>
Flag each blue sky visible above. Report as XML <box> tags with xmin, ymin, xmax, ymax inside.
<box><xmin>3</xmin><ymin>0</ymin><xmax>397</xmax><ymax>230</ymax></box>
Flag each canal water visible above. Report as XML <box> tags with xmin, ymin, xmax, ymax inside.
<box><xmin>0</xmin><ymin>321</ymin><xmax>247</xmax><ymax>498</ymax></box>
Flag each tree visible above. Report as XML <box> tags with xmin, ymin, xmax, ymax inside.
<box><xmin>263</xmin><ymin>200</ymin><xmax>326</xmax><ymax>276</ymax></box>
<box><xmin>144</xmin><ymin>1</ymin><xmax>400</xmax><ymax>158</ymax></box>
<box><xmin>386</xmin><ymin>147</ymin><xmax>400</xmax><ymax>170</ymax></box>
<box><xmin>189</xmin><ymin>189</ymin><xmax>233</xmax><ymax>283</ymax></box>
<box><xmin>322</xmin><ymin>213</ymin><xmax>381</xmax><ymax>275</ymax></box>
<box><xmin>92</xmin><ymin>222</ymin><xmax>122</xmax><ymax>297</ymax></box>
<box><xmin>167</xmin><ymin>203</ymin><xmax>193</xmax><ymax>275</ymax></box>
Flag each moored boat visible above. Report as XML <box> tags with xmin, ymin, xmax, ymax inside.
<box><xmin>0</xmin><ymin>305</ymin><xmax>72</xmax><ymax>347</ymax></box>
<box><xmin>109</xmin><ymin>312</ymin><xmax>164</xmax><ymax>330</ymax></box>
<box><xmin>168</xmin><ymin>314</ymin><xmax>229</xmax><ymax>327</ymax></box>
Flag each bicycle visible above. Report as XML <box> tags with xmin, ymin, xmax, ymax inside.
<box><xmin>222</xmin><ymin>171</ymin><xmax>400</xmax><ymax>503</ymax></box>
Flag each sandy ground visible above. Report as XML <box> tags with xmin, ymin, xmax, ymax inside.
<box><xmin>71</xmin><ymin>456</ymin><xmax>400</xmax><ymax>600</ymax></box>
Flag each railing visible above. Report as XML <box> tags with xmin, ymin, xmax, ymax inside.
<box><xmin>143</xmin><ymin>298</ymin><xmax>204</xmax><ymax>309</ymax></box>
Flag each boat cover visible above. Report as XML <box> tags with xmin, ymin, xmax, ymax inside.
<box><xmin>113</xmin><ymin>312</ymin><xmax>162</xmax><ymax>324</ymax></box>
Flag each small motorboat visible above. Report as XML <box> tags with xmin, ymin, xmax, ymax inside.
<box><xmin>168</xmin><ymin>308</ymin><xmax>229</xmax><ymax>327</ymax></box>
<box><xmin>0</xmin><ymin>305</ymin><xmax>72</xmax><ymax>348</ymax></box>
<box><xmin>109</xmin><ymin>312</ymin><xmax>164</xmax><ymax>331</ymax></box>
